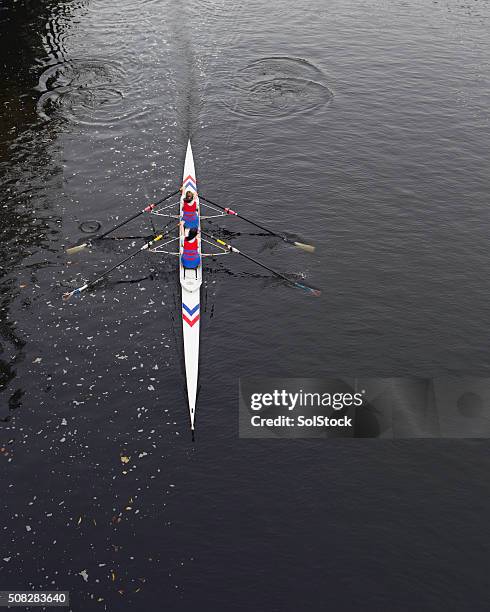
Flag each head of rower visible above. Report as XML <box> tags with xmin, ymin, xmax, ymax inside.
<box><xmin>184</xmin><ymin>227</ymin><xmax>198</xmax><ymax>241</ymax></box>
<box><xmin>184</xmin><ymin>190</ymin><xmax>195</xmax><ymax>203</ymax></box>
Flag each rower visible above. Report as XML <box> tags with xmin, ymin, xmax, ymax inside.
<box><xmin>182</xmin><ymin>190</ymin><xmax>199</xmax><ymax>229</ymax></box>
<box><xmin>181</xmin><ymin>226</ymin><xmax>201</xmax><ymax>272</ymax></box>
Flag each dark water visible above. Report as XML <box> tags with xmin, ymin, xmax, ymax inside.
<box><xmin>1</xmin><ymin>0</ymin><xmax>490</xmax><ymax>609</ymax></box>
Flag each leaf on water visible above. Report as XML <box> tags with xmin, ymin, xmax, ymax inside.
<box><xmin>111</xmin><ymin>571</ymin><xmax>116</xmax><ymax>582</ymax></box>
<box><xmin>79</xmin><ymin>569</ymin><xmax>89</xmax><ymax>582</ymax></box>
<box><xmin>77</xmin><ymin>516</ymin><xmax>82</xmax><ymax>525</ymax></box>
<box><xmin>120</xmin><ymin>456</ymin><xmax>130</xmax><ymax>464</ymax></box>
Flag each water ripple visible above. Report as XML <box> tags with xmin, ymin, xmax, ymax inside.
<box><xmin>224</xmin><ymin>56</ymin><xmax>333</xmax><ymax>119</ymax></box>
<box><xmin>35</xmin><ymin>58</ymin><xmax>130</xmax><ymax>126</ymax></box>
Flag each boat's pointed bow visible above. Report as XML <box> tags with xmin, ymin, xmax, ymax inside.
<box><xmin>183</xmin><ymin>140</ymin><xmax>196</xmax><ymax>189</ymax></box>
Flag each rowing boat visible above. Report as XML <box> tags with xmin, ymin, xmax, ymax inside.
<box><xmin>64</xmin><ymin>140</ymin><xmax>319</xmax><ymax>439</ymax></box>
<box><xmin>179</xmin><ymin>141</ymin><xmax>201</xmax><ymax>433</ymax></box>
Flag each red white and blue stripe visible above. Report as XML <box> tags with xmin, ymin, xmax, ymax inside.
<box><xmin>183</xmin><ymin>175</ymin><xmax>197</xmax><ymax>192</ymax></box>
<box><xmin>182</xmin><ymin>302</ymin><xmax>200</xmax><ymax>327</ymax></box>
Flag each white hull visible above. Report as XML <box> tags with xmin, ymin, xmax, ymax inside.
<box><xmin>180</xmin><ymin>140</ymin><xmax>202</xmax><ymax>431</ymax></box>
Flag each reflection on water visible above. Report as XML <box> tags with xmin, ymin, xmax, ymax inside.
<box><xmin>0</xmin><ymin>1</ymin><xmax>79</xmax><ymax>417</ymax></box>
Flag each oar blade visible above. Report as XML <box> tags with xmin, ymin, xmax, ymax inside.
<box><xmin>62</xmin><ymin>289</ymin><xmax>78</xmax><ymax>301</ymax></box>
<box><xmin>293</xmin><ymin>241</ymin><xmax>316</xmax><ymax>253</ymax></box>
<box><xmin>66</xmin><ymin>242</ymin><xmax>89</xmax><ymax>255</ymax></box>
<box><xmin>294</xmin><ymin>281</ymin><xmax>322</xmax><ymax>296</ymax></box>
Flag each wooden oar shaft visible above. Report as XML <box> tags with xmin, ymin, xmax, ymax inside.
<box><xmin>199</xmin><ymin>195</ymin><xmax>276</xmax><ymax>236</ymax></box>
<box><xmin>67</xmin><ymin>189</ymin><xmax>180</xmax><ymax>253</ymax></box>
<box><xmin>202</xmin><ymin>231</ymin><xmax>300</xmax><ymax>286</ymax></box>
<box><xmin>97</xmin><ymin>188</ymin><xmax>180</xmax><ymax>240</ymax></box>
<box><xmin>199</xmin><ymin>195</ymin><xmax>315</xmax><ymax>254</ymax></box>
<box><xmin>88</xmin><ymin>239</ymin><xmax>156</xmax><ymax>288</ymax></box>
<box><xmin>64</xmin><ymin>222</ymin><xmax>180</xmax><ymax>300</ymax></box>
<box><xmin>97</xmin><ymin>209</ymin><xmax>151</xmax><ymax>240</ymax></box>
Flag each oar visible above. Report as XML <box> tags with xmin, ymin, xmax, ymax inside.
<box><xmin>201</xmin><ymin>231</ymin><xmax>321</xmax><ymax>296</ymax></box>
<box><xmin>199</xmin><ymin>195</ymin><xmax>315</xmax><ymax>253</ymax></box>
<box><xmin>63</xmin><ymin>232</ymin><xmax>167</xmax><ymax>300</ymax></box>
<box><xmin>66</xmin><ymin>188</ymin><xmax>180</xmax><ymax>254</ymax></box>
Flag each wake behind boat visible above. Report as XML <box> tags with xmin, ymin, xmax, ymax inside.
<box><xmin>63</xmin><ymin>140</ymin><xmax>320</xmax><ymax>438</ymax></box>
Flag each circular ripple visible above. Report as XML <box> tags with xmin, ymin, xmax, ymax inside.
<box><xmin>457</xmin><ymin>392</ymin><xmax>485</xmax><ymax>418</ymax></box>
<box><xmin>224</xmin><ymin>56</ymin><xmax>333</xmax><ymax>119</ymax></box>
<box><xmin>36</xmin><ymin>59</ymin><xmax>126</xmax><ymax>125</ymax></box>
